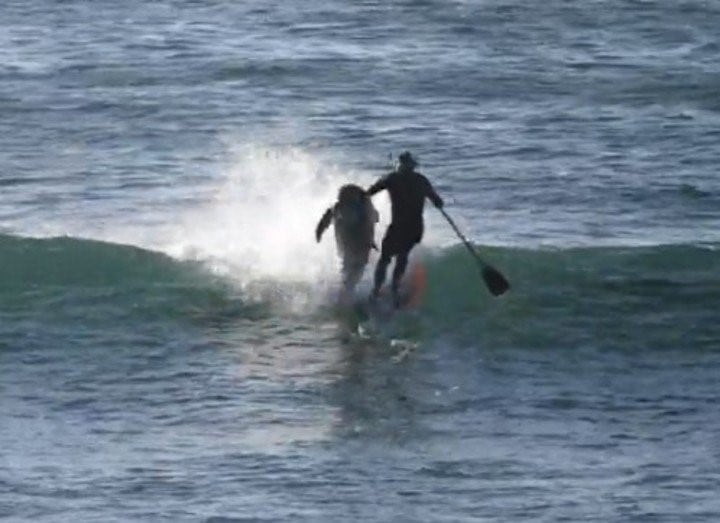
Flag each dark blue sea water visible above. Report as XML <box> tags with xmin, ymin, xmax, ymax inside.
<box><xmin>2</xmin><ymin>1</ymin><xmax>720</xmax><ymax>521</ymax></box>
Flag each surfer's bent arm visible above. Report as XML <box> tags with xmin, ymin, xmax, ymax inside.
<box><xmin>424</xmin><ymin>177</ymin><xmax>444</xmax><ymax>209</ymax></box>
<box><xmin>366</xmin><ymin>175</ymin><xmax>390</xmax><ymax>197</ymax></box>
<box><xmin>315</xmin><ymin>207</ymin><xmax>333</xmax><ymax>242</ymax></box>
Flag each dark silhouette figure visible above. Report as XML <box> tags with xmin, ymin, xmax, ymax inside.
<box><xmin>316</xmin><ymin>184</ymin><xmax>379</xmax><ymax>297</ymax></box>
<box><xmin>367</xmin><ymin>152</ymin><xmax>443</xmax><ymax>306</ymax></box>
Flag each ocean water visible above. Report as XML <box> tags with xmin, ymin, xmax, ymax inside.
<box><xmin>2</xmin><ymin>0</ymin><xmax>720</xmax><ymax>521</ymax></box>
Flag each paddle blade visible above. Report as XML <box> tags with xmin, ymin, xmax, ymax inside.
<box><xmin>482</xmin><ymin>264</ymin><xmax>510</xmax><ymax>296</ymax></box>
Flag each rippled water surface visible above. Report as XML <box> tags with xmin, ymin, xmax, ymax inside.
<box><xmin>2</xmin><ymin>1</ymin><xmax>719</xmax><ymax>521</ymax></box>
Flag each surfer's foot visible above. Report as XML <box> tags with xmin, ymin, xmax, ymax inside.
<box><xmin>338</xmin><ymin>288</ymin><xmax>353</xmax><ymax>306</ymax></box>
<box><xmin>369</xmin><ymin>287</ymin><xmax>380</xmax><ymax>302</ymax></box>
<box><xmin>392</xmin><ymin>291</ymin><xmax>401</xmax><ymax>309</ymax></box>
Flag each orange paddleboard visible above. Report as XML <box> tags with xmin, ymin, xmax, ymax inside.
<box><xmin>400</xmin><ymin>262</ymin><xmax>427</xmax><ymax>310</ymax></box>
<box><xmin>357</xmin><ymin>261</ymin><xmax>427</xmax><ymax>320</ymax></box>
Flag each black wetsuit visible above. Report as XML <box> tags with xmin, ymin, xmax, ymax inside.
<box><xmin>367</xmin><ymin>166</ymin><xmax>443</xmax><ymax>298</ymax></box>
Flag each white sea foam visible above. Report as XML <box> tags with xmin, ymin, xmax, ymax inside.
<box><xmin>159</xmin><ymin>143</ymin><xmax>392</xmax><ymax>292</ymax></box>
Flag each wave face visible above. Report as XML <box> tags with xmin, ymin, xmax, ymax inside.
<box><xmin>421</xmin><ymin>243</ymin><xmax>720</xmax><ymax>352</ymax></box>
<box><xmin>3</xmin><ymin>233</ymin><xmax>717</xmax><ymax>352</ymax></box>
<box><xmin>0</xmin><ymin>234</ymin><xmax>259</xmax><ymax>337</ymax></box>
<box><xmin>1</xmin><ymin>234</ymin><xmax>193</xmax><ymax>288</ymax></box>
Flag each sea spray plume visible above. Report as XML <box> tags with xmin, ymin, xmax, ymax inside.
<box><xmin>161</xmin><ymin>145</ymin><xmax>384</xmax><ymax>309</ymax></box>
<box><xmin>168</xmin><ymin>147</ymin><xmax>336</xmax><ymax>277</ymax></box>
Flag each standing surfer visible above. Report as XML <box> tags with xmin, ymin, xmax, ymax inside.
<box><xmin>367</xmin><ymin>151</ymin><xmax>444</xmax><ymax>307</ymax></box>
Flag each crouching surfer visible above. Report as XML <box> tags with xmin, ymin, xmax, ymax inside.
<box><xmin>316</xmin><ymin>184</ymin><xmax>379</xmax><ymax>300</ymax></box>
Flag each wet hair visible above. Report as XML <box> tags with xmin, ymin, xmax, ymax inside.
<box><xmin>336</xmin><ymin>184</ymin><xmax>371</xmax><ymax>227</ymax></box>
<box><xmin>337</xmin><ymin>184</ymin><xmax>366</xmax><ymax>204</ymax></box>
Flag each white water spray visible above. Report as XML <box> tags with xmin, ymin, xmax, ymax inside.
<box><xmin>161</xmin><ymin>144</ymin><xmax>391</xmax><ymax>295</ymax></box>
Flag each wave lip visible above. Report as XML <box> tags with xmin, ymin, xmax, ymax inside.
<box><xmin>0</xmin><ymin>234</ymin><xmax>197</xmax><ymax>288</ymax></box>
<box><xmin>0</xmin><ymin>233</ymin><xmax>324</xmax><ymax>325</ymax></box>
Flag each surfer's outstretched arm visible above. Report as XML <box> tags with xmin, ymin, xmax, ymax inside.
<box><xmin>367</xmin><ymin>175</ymin><xmax>390</xmax><ymax>197</ymax></box>
<box><xmin>315</xmin><ymin>208</ymin><xmax>333</xmax><ymax>242</ymax></box>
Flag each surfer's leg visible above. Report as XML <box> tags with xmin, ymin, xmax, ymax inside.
<box><xmin>372</xmin><ymin>252</ymin><xmax>391</xmax><ymax>299</ymax></box>
<box><xmin>390</xmin><ymin>230</ymin><xmax>420</xmax><ymax>308</ymax></box>
<box><xmin>391</xmin><ymin>249</ymin><xmax>410</xmax><ymax>307</ymax></box>
<box><xmin>372</xmin><ymin>226</ymin><xmax>400</xmax><ymax>300</ymax></box>
<box><xmin>342</xmin><ymin>255</ymin><xmax>365</xmax><ymax>295</ymax></box>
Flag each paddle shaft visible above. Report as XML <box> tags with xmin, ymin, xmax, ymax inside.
<box><xmin>438</xmin><ymin>207</ymin><xmax>489</xmax><ymax>269</ymax></box>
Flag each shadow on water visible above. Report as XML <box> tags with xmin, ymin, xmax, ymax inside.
<box><xmin>326</xmin><ymin>338</ymin><xmax>423</xmax><ymax>445</ymax></box>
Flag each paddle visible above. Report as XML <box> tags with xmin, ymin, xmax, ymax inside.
<box><xmin>438</xmin><ymin>207</ymin><xmax>510</xmax><ymax>297</ymax></box>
